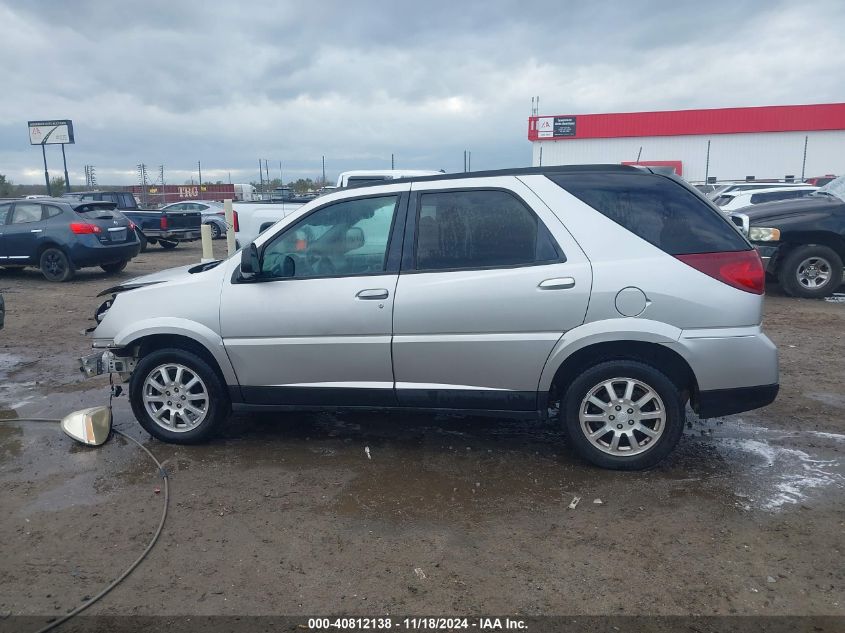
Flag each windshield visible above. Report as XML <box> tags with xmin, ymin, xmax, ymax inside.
<box><xmin>814</xmin><ymin>175</ymin><xmax>845</xmax><ymax>202</ymax></box>
<box><xmin>813</xmin><ymin>176</ymin><xmax>845</xmax><ymax>202</ymax></box>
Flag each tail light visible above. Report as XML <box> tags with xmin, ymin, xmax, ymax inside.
<box><xmin>233</xmin><ymin>209</ymin><xmax>239</xmax><ymax>232</ymax></box>
<box><xmin>128</xmin><ymin>221</ymin><xmax>136</xmax><ymax>231</ymax></box>
<box><xmin>160</xmin><ymin>215</ymin><xmax>168</xmax><ymax>230</ymax></box>
<box><xmin>70</xmin><ymin>222</ymin><xmax>102</xmax><ymax>234</ymax></box>
<box><xmin>675</xmin><ymin>250</ymin><xmax>765</xmax><ymax>294</ymax></box>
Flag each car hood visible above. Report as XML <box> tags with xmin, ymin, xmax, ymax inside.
<box><xmin>97</xmin><ymin>262</ymin><xmax>220</xmax><ymax>297</ymax></box>
<box><xmin>740</xmin><ymin>195</ymin><xmax>843</xmax><ymax>224</ymax></box>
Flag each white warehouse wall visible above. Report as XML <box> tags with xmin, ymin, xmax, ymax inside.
<box><xmin>530</xmin><ymin>130</ymin><xmax>845</xmax><ymax>181</ymax></box>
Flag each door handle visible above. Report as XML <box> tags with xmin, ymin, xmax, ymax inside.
<box><xmin>30</xmin><ymin>229</ymin><xmax>43</xmax><ymax>233</ymax></box>
<box><xmin>356</xmin><ymin>288</ymin><xmax>389</xmax><ymax>300</ymax></box>
<box><xmin>538</xmin><ymin>277</ymin><xmax>575</xmax><ymax>290</ymax></box>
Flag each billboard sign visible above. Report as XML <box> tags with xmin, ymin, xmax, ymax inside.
<box><xmin>28</xmin><ymin>120</ymin><xmax>75</xmax><ymax>145</ymax></box>
<box><xmin>536</xmin><ymin>116</ymin><xmax>577</xmax><ymax>139</ymax></box>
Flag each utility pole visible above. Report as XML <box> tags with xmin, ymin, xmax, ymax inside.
<box><xmin>259</xmin><ymin>159</ymin><xmax>264</xmax><ymax>193</ymax></box>
<box><xmin>321</xmin><ymin>155</ymin><xmax>326</xmax><ymax>185</ymax></box>
<box><xmin>463</xmin><ymin>150</ymin><xmax>467</xmax><ymax>173</ymax></box>
<box><xmin>279</xmin><ymin>161</ymin><xmax>283</xmax><ymax>185</ymax></box>
<box><xmin>468</xmin><ymin>151</ymin><xmax>471</xmax><ymax>172</ymax></box>
<box><xmin>264</xmin><ymin>159</ymin><xmax>270</xmax><ymax>191</ymax></box>
<box><xmin>136</xmin><ymin>163</ymin><xmax>148</xmax><ymax>205</ymax></box>
<box><xmin>391</xmin><ymin>153</ymin><xmax>395</xmax><ymax>170</ymax></box>
<box><xmin>801</xmin><ymin>135</ymin><xmax>809</xmax><ymax>181</ymax></box>
<box><xmin>198</xmin><ymin>160</ymin><xmax>202</xmax><ymax>186</ymax></box>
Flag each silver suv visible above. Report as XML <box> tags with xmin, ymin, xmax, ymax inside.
<box><xmin>80</xmin><ymin>166</ymin><xmax>779</xmax><ymax>470</ymax></box>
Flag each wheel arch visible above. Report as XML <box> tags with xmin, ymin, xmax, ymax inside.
<box><xmin>114</xmin><ymin>321</ymin><xmax>239</xmax><ymax>387</ymax></box>
<box><xmin>539</xmin><ymin>320</ymin><xmax>697</xmax><ymax>402</ymax></box>
<box><xmin>775</xmin><ymin>233</ymin><xmax>845</xmax><ymax>266</ymax></box>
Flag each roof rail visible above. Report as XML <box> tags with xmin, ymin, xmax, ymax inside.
<box><xmin>349</xmin><ymin>164</ymin><xmax>645</xmax><ymax>187</ymax></box>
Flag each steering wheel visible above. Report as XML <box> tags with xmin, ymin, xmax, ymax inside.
<box><xmin>307</xmin><ymin>252</ymin><xmax>336</xmax><ymax>276</ymax></box>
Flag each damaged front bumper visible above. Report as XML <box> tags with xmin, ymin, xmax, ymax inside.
<box><xmin>79</xmin><ymin>349</ymin><xmax>137</xmax><ymax>380</ymax></box>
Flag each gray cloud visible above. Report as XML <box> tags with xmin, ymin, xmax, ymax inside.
<box><xmin>1</xmin><ymin>0</ymin><xmax>843</xmax><ymax>185</ymax></box>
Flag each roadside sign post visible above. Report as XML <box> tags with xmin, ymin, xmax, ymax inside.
<box><xmin>28</xmin><ymin>119</ymin><xmax>75</xmax><ymax>195</ymax></box>
<box><xmin>41</xmin><ymin>144</ymin><xmax>51</xmax><ymax>196</ymax></box>
<box><xmin>61</xmin><ymin>144</ymin><xmax>71</xmax><ymax>193</ymax></box>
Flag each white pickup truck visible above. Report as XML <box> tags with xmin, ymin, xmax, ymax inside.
<box><xmin>233</xmin><ymin>201</ymin><xmax>304</xmax><ymax>248</ymax></box>
<box><xmin>234</xmin><ymin>170</ymin><xmax>442</xmax><ymax>247</ymax></box>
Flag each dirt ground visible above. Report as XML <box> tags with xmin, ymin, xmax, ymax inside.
<box><xmin>0</xmin><ymin>242</ymin><xmax>843</xmax><ymax>626</ymax></box>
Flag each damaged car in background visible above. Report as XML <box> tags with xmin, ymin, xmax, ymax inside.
<box><xmin>79</xmin><ymin>165</ymin><xmax>779</xmax><ymax>471</ymax></box>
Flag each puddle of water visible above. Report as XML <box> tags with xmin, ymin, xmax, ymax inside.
<box><xmin>687</xmin><ymin>417</ymin><xmax>844</xmax><ymax>512</ymax></box>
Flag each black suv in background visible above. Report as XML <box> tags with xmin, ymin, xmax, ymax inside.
<box><xmin>0</xmin><ymin>198</ymin><xmax>141</xmax><ymax>282</ymax></box>
<box><xmin>730</xmin><ymin>175</ymin><xmax>845</xmax><ymax>298</ymax></box>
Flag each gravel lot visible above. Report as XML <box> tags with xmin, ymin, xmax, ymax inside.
<box><xmin>0</xmin><ymin>242</ymin><xmax>843</xmax><ymax>625</ymax></box>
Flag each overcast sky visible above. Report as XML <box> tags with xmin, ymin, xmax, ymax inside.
<box><xmin>1</xmin><ymin>0</ymin><xmax>844</xmax><ymax>185</ymax></box>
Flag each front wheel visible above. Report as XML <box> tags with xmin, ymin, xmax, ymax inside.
<box><xmin>562</xmin><ymin>360</ymin><xmax>685</xmax><ymax>470</ymax></box>
<box><xmin>39</xmin><ymin>248</ymin><xmax>74</xmax><ymax>282</ymax></box>
<box><xmin>129</xmin><ymin>348</ymin><xmax>230</xmax><ymax>444</ymax></box>
<box><xmin>101</xmin><ymin>260</ymin><xmax>129</xmax><ymax>274</ymax></box>
<box><xmin>159</xmin><ymin>239</ymin><xmax>178</xmax><ymax>250</ymax></box>
<box><xmin>778</xmin><ymin>245</ymin><xmax>843</xmax><ymax>299</ymax></box>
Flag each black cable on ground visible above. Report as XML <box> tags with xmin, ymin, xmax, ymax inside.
<box><xmin>0</xmin><ymin>417</ymin><xmax>169</xmax><ymax>633</ymax></box>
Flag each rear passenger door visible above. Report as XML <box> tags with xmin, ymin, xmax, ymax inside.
<box><xmin>392</xmin><ymin>178</ymin><xmax>592</xmax><ymax>411</ymax></box>
<box><xmin>2</xmin><ymin>202</ymin><xmax>47</xmax><ymax>263</ymax></box>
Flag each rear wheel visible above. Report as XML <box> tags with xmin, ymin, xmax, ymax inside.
<box><xmin>778</xmin><ymin>245</ymin><xmax>843</xmax><ymax>299</ymax></box>
<box><xmin>101</xmin><ymin>260</ymin><xmax>129</xmax><ymax>274</ymax></box>
<box><xmin>209</xmin><ymin>222</ymin><xmax>222</xmax><ymax>239</ymax></box>
<box><xmin>129</xmin><ymin>348</ymin><xmax>230</xmax><ymax>444</ymax></box>
<box><xmin>39</xmin><ymin>248</ymin><xmax>74</xmax><ymax>282</ymax></box>
<box><xmin>562</xmin><ymin>360</ymin><xmax>684</xmax><ymax>470</ymax></box>
<box><xmin>159</xmin><ymin>239</ymin><xmax>178</xmax><ymax>250</ymax></box>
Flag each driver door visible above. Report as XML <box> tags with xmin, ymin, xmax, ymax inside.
<box><xmin>219</xmin><ymin>188</ymin><xmax>409</xmax><ymax>406</ymax></box>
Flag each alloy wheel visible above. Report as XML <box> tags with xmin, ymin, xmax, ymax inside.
<box><xmin>796</xmin><ymin>256</ymin><xmax>832</xmax><ymax>290</ymax></box>
<box><xmin>579</xmin><ymin>377</ymin><xmax>666</xmax><ymax>456</ymax></box>
<box><xmin>142</xmin><ymin>363</ymin><xmax>209</xmax><ymax>431</ymax></box>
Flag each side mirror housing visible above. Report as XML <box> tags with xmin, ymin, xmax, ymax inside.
<box><xmin>61</xmin><ymin>407</ymin><xmax>112</xmax><ymax>446</ymax></box>
<box><xmin>240</xmin><ymin>243</ymin><xmax>261</xmax><ymax>277</ymax></box>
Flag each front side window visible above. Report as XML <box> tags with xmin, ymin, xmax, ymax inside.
<box><xmin>11</xmin><ymin>202</ymin><xmax>43</xmax><ymax>224</ymax></box>
<box><xmin>415</xmin><ymin>190</ymin><xmax>561</xmax><ymax>271</ymax></box>
<box><xmin>260</xmin><ymin>195</ymin><xmax>398</xmax><ymax>279</ymax></box>
<box><xmin>0</xmin><ymin>202</ymin><xmax>11</xmax><ymax>224</ymax></box>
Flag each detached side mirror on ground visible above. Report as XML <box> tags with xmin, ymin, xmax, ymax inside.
<box><xmin>61</xmin><ymin>406</ymin><xmax>112</xmax><ymax>446</ymax></box>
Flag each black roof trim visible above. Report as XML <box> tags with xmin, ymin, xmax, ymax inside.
<box><xmin>349</xmin><ymin>164</ymin><xmax>647</xmax><ymax>188</ymax></box>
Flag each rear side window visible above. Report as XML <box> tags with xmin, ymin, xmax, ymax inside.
<box><xmin>0</xmin><ymin>202</ymin><xmax>10</xmax><ymax>224</ymax></box>
<box><xmin>550</xmin><ymin>173</ymin><xmax>749</xmax><ymax>255</ymax></box>
<box><xmin>415</xmin><ymin>190</ymin><xmax>562</xmax><ymax>271</ymax></box>
<box><xmin>119</xmin><ymin>193</ymin><xmax>137</xmax><ymax>208</ymax></box>
<box><xmin>11</xmin><ymin>202</ymin><xmax>44</xmax><ymax>224</ymax></box>
<box><xmin>44</xmin><ymin>205</ymin><xmax>64</xmax><ymax>218</ymax></box>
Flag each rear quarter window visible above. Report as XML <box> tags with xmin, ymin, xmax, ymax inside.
<box><xmin>549</xmin><ymin>173</ymin><xmax>749</xmax><ymax>255</ymax></box>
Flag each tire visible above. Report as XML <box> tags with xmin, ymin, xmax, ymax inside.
<box><xmin>159</xmin><ymin>239</ymin><xmax>178</xmax><ymax>250</ymax></box>
<box><xmin>778</xmin><ymin>245</ymin><xmax>843</xmax><ymax>299</ymax></box>
<box><xmin>561</xmin><ymin>360</ymin><xmax>685</xmax><ymax>470</ymax></box>
<box><xmin>101</xmin><ymin>260</ymin><xmax>129</xmax><ymax>274</ymax></box>
<box><xmin>137</xmin><ymin>230</ymin><xmax>148</xmax><ymax>253</ymax></box>
<box><xmin>39</xmin><ymin>248</ymin><xmax>74</xmax><ymax>282</ymax></box>
<box><xmin>209</xmin><ymin>222</ymin><xmax>222</xmax><ymax>239</ymax></box>
<box><xmin>129</xmin><ymin>348</ymin><xmax>230</xmax><ymax>444</ymax></box>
